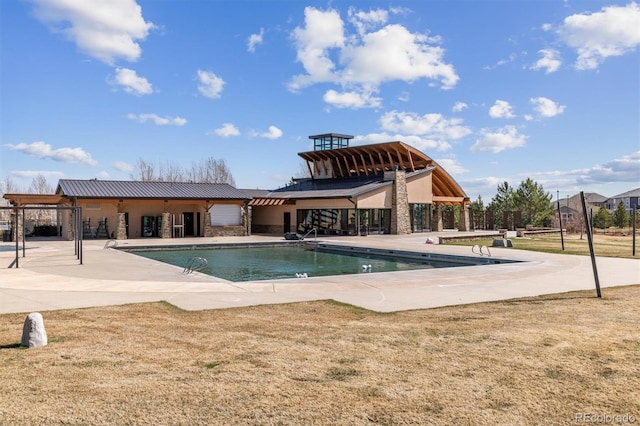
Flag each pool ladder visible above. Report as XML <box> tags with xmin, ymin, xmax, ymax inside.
<box><xmin>183</xmin><ymin>256</ymin><xmax>208</xmax><ymax>274</ymax></box>
<box><xmin>472</xmin><ymin>245</ymin><xmax>491</xmax><ymax>257</ymax></box>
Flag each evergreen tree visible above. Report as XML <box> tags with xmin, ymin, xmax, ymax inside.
<box><xmin>613</xmin><ymin>201</ymin><xmax>629</xmax><ymax>228</ymax></box>
<box><xmin>487</xmin><ymin>181</ymin><xmax>515</xmax><ymax>228</ymax></box>
<box><xmin>513</xmin><ymin>178</ymin><xmax>553</xmax><ymax>227</ymax></box>
<box><xmin>593</xmin><ymin>206</ymin><xmax>613</xmax><ymax>229</ymax></box>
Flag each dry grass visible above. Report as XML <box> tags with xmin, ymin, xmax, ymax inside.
<box><xmin>1</xmin><ymin>286</ymin><xmax>639</xmax><ymax>425</ymax></box>
<box><xmin>447</xmin><ymin>233</ymin><xmax>640</xmax><ymax>259</ymax></box>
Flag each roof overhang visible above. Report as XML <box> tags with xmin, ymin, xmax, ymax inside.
<box><xmin>3</xmin><ymin>194</ymin><xmax>69</xmax><ymax>206</ymax></box>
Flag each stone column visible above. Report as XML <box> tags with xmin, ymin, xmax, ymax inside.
<box><xmin>161</xmin><ymin>212</ymin><xmax>172</xmax><ymax>238</ymax></box>
<box><xmin>204</xmin><ymin>211</ymin><xmax>214</xmax><ymax>237</ymax></box>
<box><xmin>10</xmin><ymin>210</ymin><xmax>23</xmax><ymax>242</ymax></box>
<box><xmin>458</xmin><ymin>205</ymin><xmax>470</xmax><ymax>231</ymax></box>
<box><xmin>242</xmin><ymin>204</ymin><xmax>251</xmax><ymax>236</ymax></box>
<box><xmin>390</xmin><ymin>169</ymin><xmax>411</xmax><ymax>234</ymax></box>
<box><xmin>65</xmin><ymin>209</ymin><xmax>74</xmax><ymax>241</ymax></box>
<box><xmin>116</xmin><ymin>212</ymin><xmax>127</xmax><ymax>240</ymax></box>
<box><xmin>434</xmin><ymin>204</ymin><xmax>444</xmax><ymax>231</ymax></box>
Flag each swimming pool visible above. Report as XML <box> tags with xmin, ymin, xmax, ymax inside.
<box><xmin>123</xmin><ymin>242</ymin><xmax>518</xmax><ymax>282</ymax></box>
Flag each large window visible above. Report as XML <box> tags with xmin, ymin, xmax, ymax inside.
<box><xmin>296</xmin><ymin>208</ymin><xmax>391</xmax><ymax>235</ymax></box>
<box><xmin>410</xmin><ymin>203</ymin><xmax>431</xmax><ymax>232</ymax></box>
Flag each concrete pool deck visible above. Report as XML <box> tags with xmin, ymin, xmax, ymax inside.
<box><xmin>1</xmin><ymin>232</ymin><xmax>638</xmax><ymax>314</ymax></box>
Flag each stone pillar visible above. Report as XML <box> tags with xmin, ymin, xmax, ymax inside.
<box><xmin>434</xmin><ymin>204</ymin><xmax>444</xmax><ymax>231</ymax></box>
<box><xmin>390</xmin><ymin>169</ymin><xmax>411</xmax><ymax>234</ymax></box>
<box><xmin>161</xmin><ymin>212</ymin><xmax>172</xmax><ymax>238</ymax></box>
<box><xmin>65</xmin><ymin>210</ymin><xmax>74</xmax><ymax>241</ymax></box>
<box><xmin>116</xmin><ymin>212</ymin><xmax>127</xmax><ymax>240</ymax></box>
<box><xmin>204</xmin><ymin>211</ymin><xmax>214</xmax><ymax>237</ymax></box>
<box><xmin>242</xmin><ymin>205</ymin><xmax>251</xmax><ymax>236</ymax></box>
<box><xmin>458</xmin><ymin>205</ymin><xmax>470</xmax><ymax>231</ymax></box>
<box><xmin>10</xmin><ymin>210</ymin><xmax>23</xmax><ymax>242</ymax></box>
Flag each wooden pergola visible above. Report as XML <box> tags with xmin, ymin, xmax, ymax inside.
<box><xmin>2</xmin><ymin>194</ymin><xmax>69</xmax><ymax>206</ymax></box>
<box><xmin>298</xmin><ymin>141</ymin><xmax>469</xmax><ymax>206</ymax></box>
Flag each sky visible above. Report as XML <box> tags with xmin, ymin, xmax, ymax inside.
<box><xmin>1</xmin><ymin>0</ymin><xmax>639</xmax><ymax>204</ymax></box>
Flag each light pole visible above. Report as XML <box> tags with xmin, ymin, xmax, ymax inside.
<box><xmin>557</xmin><ymin>190</ymin><xmax>565</xmax><ymax>251</ymax></box>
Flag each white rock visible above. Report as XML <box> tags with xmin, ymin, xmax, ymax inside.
<box><xmin>21</xmin><ymin>312</ymin><xmax>47</xmax><ymax>348</ymax></box>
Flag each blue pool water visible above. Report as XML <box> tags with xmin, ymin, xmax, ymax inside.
<box><xmin>128</xmin><ymin>244</ymin><xmax>513</xmax><ymax>282</ymax></box>
<box><xmin>131</xmin><ymin>245</ymin><xmax>438</xmax><ymax>282</ymax></box>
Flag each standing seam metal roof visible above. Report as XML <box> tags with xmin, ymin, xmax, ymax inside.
<box><xmin>56</xmin><ymin>179</ymin><xmax>252</xmax><ymax>200</ymax></box>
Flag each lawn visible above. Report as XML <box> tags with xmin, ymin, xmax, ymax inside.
<box><xmin>1</xmin><ymin>286</ymin><xmax>639</xmax><ymax>425</ymax></box>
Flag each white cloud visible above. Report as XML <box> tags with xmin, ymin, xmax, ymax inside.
<box><xmin>288</xmin><ymin>7</ymin><xmax>458</xmax><ymax>108</ymax></box>
<box><xmin>111</xmin><ymin>67</ymin><xmax>153</xmax><ymax>95</ymax></box>
<box><xmin>348</xmin><ymin>7</ymin><xmax>388</xmax><ymax>36</ymax></box>
<box><xmin>434</xmin><ymin>157</ymin><xmax>468</xmax><ymax>174</ymax></box>
<box><xmin>259</xmin><ymin>126</ymin><xmax>283</xmax><ymax>140</ymax></box>
<box><xmin>31</xmin><ymin>0</ymin><xmax>155</xmax><ymax>65</ymax></box>
<box><xmin>379</xmin><ymin>110</ymin><xmax>472</xmax><ymax>142</ymax></box>
<box><xmin>531</xmin><ymin>49</ymin><xmax>562</xmax><ymax>73</ymax></box>
<box><xmin>113</xmin><ymin>161</ymin><xmax>133</xmax><ymax>172</ymax></box>
<box><xmin>10</xmin><ymin>170</ymin><xmax>64</xmax><ymax>179</ymax></box>
<box><xmin>323</xmin><ymin>89</ymin><xmax>382</xmax><ymax>109</ymax></box>
<box><xmin>559</xmin><ymin>2</ymin><xmax>640</xmax><ymax>70</ymax></box>
<box><xmin>353</xmin><ymin>132</ymin><xmax>451</xmax><ymax>152</ymax></box>
<box><xmin>452</xmin><ymin>102</ymin><xmax>468</xmax><ymax>112</ymax></box>
<box><xmin>530</xmin><ymin>97</ymin><xmax>566</xmax><ymax>118</ymax></box>
<box><xmin>248</xmin><ymin>28</ymin><xmax>264</xmax><ymax>52</ymax></box>
<box><xmin>127</xmin><ymin>113</ymin><xmax>186</xmax><ymax>126</ymax></box>
<box><xmin>96</xmin><ymin>171</ymin><xmax>110</xmax><ymax>179</ymax></box>
<box><xmin>471</xmin><ymin>126</ymin><xmax>527</xmax><ymax>153</ymax></box>
<box><xmin>489</xmin><ymin>100</ymin><xmax>515</xmax><ymax>119</ymax></box>
<box><xmin>197</xmin><ymin>69</ymin><xmax>225</xmax><ymax>98</ymax></box>
<box><xmin>577</xmin><ymin>151</ymin><xmax>640</xmax><ymax>184</ymax></box>
<box><xmin>5</xmin><ymin>141</ymin><xmax>98</xmax><ymax>166</ymax></box>
<box><xmin>214</xmin><ymin>123</ymin><xmax>240</xmax><ymax>137</ymax></box>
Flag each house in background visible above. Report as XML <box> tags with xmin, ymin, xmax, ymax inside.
<box><xmin>607</xmin><ymin>188</ymin><xmax>640</xmax><ymax>215</ymax></box>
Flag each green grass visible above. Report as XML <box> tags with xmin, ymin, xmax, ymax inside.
<box><xmin>444</xmin><ymin>234</ymin><xmax>639</xmax><ymax>259</ymax></box>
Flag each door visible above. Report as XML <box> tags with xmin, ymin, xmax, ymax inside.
<box><xmin>183</xmin><ymin>212</ymin><xmax>194</xmax><ymax>236</ymax></box>
<box><xmin>284</xmin><ymin>212</ymin><xmax>291</xmax><ymax>234</ymax></box>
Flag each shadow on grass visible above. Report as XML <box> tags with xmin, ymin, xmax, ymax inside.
<box><xmin>0</xmin><ymin>342</ymin><xmax>23</xmax><ymax>349</ymax></box>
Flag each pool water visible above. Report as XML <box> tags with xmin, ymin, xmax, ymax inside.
<box><xmin>133</xmin><ymin>245</ymin><xmax>439</xmax><ymax>282</ymax></box>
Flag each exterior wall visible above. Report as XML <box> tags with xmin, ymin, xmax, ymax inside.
<box><xmin>355</xmin><ymin>187</ymin><xmax>391</xmax><ymax>209</ymax></box>
<box><xmin>391</xmin><ymin>170</ymin><xmax>411</xmax><ymax>234</ymax></box>
<box><xmin>407</xmin><ymin>173</ymin><xmax>432</xmax><ymax>204</ymax></box>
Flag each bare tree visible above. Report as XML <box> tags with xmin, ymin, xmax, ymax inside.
<box><xmin>130</xmin><ymin>157</ymin><xmax>235</xmax><ymax>185</ymax></box>
<box><xmin>187</xmin><ymin>157</ymin><xmax>235</xmax><ymax>186</ymax></box>
<box><xmin>130</xmin><ymin>158</ymin><xmax>156</xmax><ymax>181</ymax></box>
<box><xmin>29</xmin><ymin>174</ymin><xmax>54</xmax><ymax>194</ymax></box>
<box><xmin>158</xmin><ymin>161</ymin><xmax>185</xmax><ymax>182</ymax></box>
<box><xmin>1</xmin><ymin>177</ymin><xmax>21</xmax><ymax>195</ymax></box>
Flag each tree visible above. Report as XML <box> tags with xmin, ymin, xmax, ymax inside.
<box><xmin>131</xmin><ymin>159</ymin><xmax>156</xmax><ymax>181</ymax></box>
<box><xmin>29</xmin><ymin>174</ymin><xmax>54</xmax><ymax>194</ymax></box>
<box><xmin>613</xmin><ymin>201</ymin><xmax>629</xmax><ymax>228</ymax></box>
<box><xmin>593</xmin><ymin>206</ymin><xmax>613</xmax><ymax>229</ymax></box>
<box><xmin>470</xmin><ymin>195</ymin><xmax>485</xmax><ymax>229</ymax></box>
<box><xmin>129</xmin><ymin>157</ymin><xmax>236</xmax><ymax>186</ymax></box>
<box><xmin>487</xmin><ymin>181</ymin><xmax>515</xmax><ymax>228</ymax></box>
<box><xmin>513</xmin><ymin>178</ymin><xmax>553</xmax><ymax>227</ymax></box>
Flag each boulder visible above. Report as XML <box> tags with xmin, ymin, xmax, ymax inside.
<box><xmin>492</xmin><ymin>238</ymin><xmax>513</xmax><ymax>248</ymax></box>
<box><xmin>21</xmin><ymin>312</ymin><xmax>48</xmax><ymax>348</ymax></box>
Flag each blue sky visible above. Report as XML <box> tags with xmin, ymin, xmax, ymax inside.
<box><xmin>1</xmin><ymin>0</ymin><xmax>639</xmax><ymax>203</ymax></box>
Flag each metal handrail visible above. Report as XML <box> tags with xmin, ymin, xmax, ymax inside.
<box><xmin>472</xmin><ymin>245</ymin><xmax>491</xmax><ymax>257</ymax></box>
<box><xmin>301</xmin><ymin>227</ymin><xmax>317</xmax><ymax>241</ymax></box>
<box><xmin>104</xmin><ymin>239</ymin><xmax>118</xmax><ymax>249</ymax></box>
<box><xmin>183</xmin><ymin>256</ymin><xmax>208</xmax><ymax>274</ymax></box>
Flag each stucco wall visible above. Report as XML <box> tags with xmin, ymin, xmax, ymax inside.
<box><xmin>407</xmin><ymin>172</ymin><xmax>432</xmax><ymax>204</ymax></box>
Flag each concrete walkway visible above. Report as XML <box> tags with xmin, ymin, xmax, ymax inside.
<box><xmin>1</xmin><ymin>232</ymin><xmax>638</xmax><ymax>314</ymax></box>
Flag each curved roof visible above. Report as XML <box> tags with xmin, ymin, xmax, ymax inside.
<box><xmin>297</xmin><ymin>141</ymin><xmax>468</xmax><ymax>204</ymax></box>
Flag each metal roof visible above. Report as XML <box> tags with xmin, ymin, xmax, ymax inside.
<box><xmin>56</xmin><ymin>179</ymin><xmax>252</xmax><ymax>200</ymax></box>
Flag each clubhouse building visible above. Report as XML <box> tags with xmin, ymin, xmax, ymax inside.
<box><xmin>3</xmin><ymin>133</ymin><xmax>470</xmax><ymax>240</ymax></box>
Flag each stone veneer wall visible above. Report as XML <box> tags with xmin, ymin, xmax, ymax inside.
<box><xmin>458</xmin><ymin>205</ymin><xmax>470</xmax><ymax>231</ymax></box>
<box><xmin>116</xmin><ymin>212</ymin><xmax>127</xmax><ymax>240</ymax></box>
<box><xmin>161</xmin><ymin>212</ymin><xmax>172</xmax><ymax>238</ymax></box>
<box><xmin>390</xmin><ymin>170</ymin><xmax>412</xmax><ymax>234</ymax></box>
<box><xmin>252</xmin><ymin>224</ymin><xmax>283</xmax><ymax>234</ymax></box>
